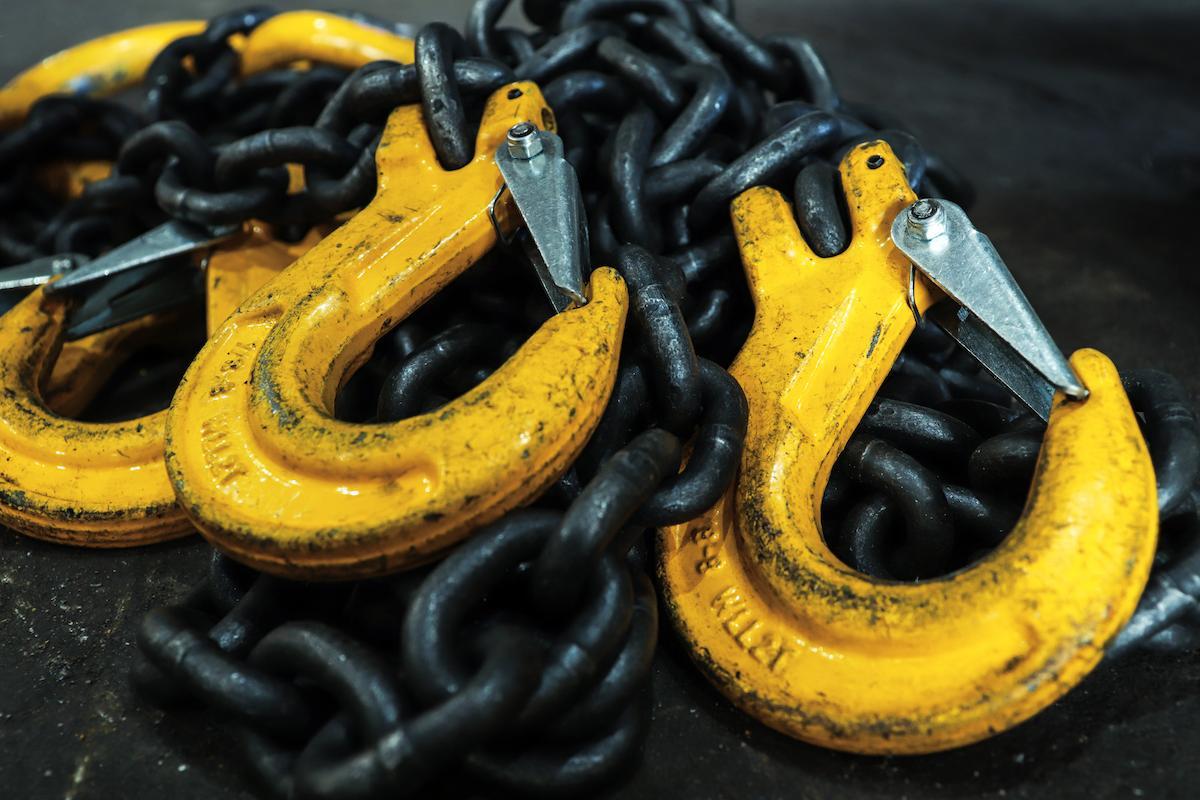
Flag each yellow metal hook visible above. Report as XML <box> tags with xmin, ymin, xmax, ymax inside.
<box><xmin>0</xmin><ymin>21</ymin><xmax>205</xmax><ymax>128</ymax></box>
<box><xmin>0</xmin><ymin>15</ymin><xmax>412</xmax><ymax>546</ymax></box>
<box><xmin>657</xmin><ymin>142</ymin><xmax>1158</xmax><ymax>754</ymax></box>
<box><xmin>238</xmin><ymin>11</ymin><xmax>414</xmax><ymax>74</ymax></box>
<box><xmin>0</xmin><ymin>11</ymin><xmax>414</xmax><ymax>128</ymax></box>
<box><xmin>0</xmin><ymin>226</ymin><xmax>319</xmax><ymax>546</ymax></box>
<box><xmin>165</xmin><ymin>83</ymin><xmax>628</xmax><ymax>580</ymax></box>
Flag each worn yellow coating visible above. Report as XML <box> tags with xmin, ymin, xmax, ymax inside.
<box><xmin>0</xmin><ymin>287</ymin><xmax>188</xmax><ymax>544</ymax></box>
<box><xmin>0</xmin><ymin>13</ymin><xmax>412</xmax><ymax>546</ymax></box>
<box><xmin>0</xmin><ymin>21</ymin><xmax>205</xmax><ymax>127</ymax></box>
<box><xmin>165</xmin><ymin>84</ymin><xmax>627</xmax><ymax>580</ymax></box>
<box><xmin>238</xmin><ymin>11</ymin><xmax>414</xmax><ymax>74</ymax></box>
<box><xmin>0</xmin><ymin>11</ymin><xmax>413</xmax><ymax>129</ymax></box>
<box><xmin>657</xmin><ymin>142</ymin><xmax>1158</xmax><ymax>754</ymax></box>
<box><xmin>0</xmin><ymin>231</ymin><xmax>311</xmax><ymax>547</ymax></box>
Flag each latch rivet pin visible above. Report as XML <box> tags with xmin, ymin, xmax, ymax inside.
<box><xmin>507</xmin><ymin>122</ymin><xmax>543</xmax><ymax>160</ymax></box>
<box><xmin>906</xmin><ymin>198</ymin><xmax>945</xmax><ymax>240</ymax></box>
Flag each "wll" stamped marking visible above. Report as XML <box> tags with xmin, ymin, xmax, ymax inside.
<box><xmin>199</xmin><ymin>413</ymin><xmax>248</xmax><ymax>487</ymax></box>
<box><xmin>711</xmin><ymin>585</ymin><xmax>795</xmax><ymax>672</ymax></box>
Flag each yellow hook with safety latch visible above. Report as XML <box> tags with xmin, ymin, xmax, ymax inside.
<box><xmin>0</xmin><ymin>225</ymin><xmax>320</xmax><ymax>546</ymax></box>
<box><xmin>165</xmin><ymin>83</ymin><xmax>628</xmax><ymax>580</ymax></box>
<box><xmin>0</xmin><ymin>15</ymin><xmax>413</xmax><ymax>546</ymax></box>
<box><xmin>657</xmin><ymin>141</ymin><xmax>1158</xmax><ymax>754</ymax></box>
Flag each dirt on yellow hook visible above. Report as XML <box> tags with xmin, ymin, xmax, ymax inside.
<box><xmin>657</xmin><ymin>142</ymin><xmax>1158</xmax><ymax>754</ymax></box>
<box><xmin>165</xmin><ymin>83</ymin><xmax>628</xmax><ymax>580</ymax></box>
<box><xmin>0</xmin><ymin>15</ymin><xmax>411</xmax><ymax>546</ymax></box>
<box><xmin>0</xmin><ymin>290</ymin><xmax>185</xmax><ymax>544</ymax></box>
<box><xmin>0</xmin><ymin>226</ymin><xmax>317</xmax><ymax>546</ymax></box>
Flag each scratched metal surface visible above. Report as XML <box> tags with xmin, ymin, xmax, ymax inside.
<box><xmin>1</xmin><ymin>1</ymin><xmax>1199</xmax><ymax>798</ymax></box>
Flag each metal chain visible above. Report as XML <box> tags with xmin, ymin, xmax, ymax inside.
<box><xmin>0</xmin><ymin>9</ymin><xmax>515</xmax><ymax>260</ymax></box>
<box><xmin>1</xmin><ymin>0</ymin><xmax>1198</xmax><ymax>795</ymax></box>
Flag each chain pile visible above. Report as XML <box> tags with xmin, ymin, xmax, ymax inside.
<box><xmin>1</xmin><ymin>0</ymin><xmax>1199</xmax><ymax>796</ymax></box>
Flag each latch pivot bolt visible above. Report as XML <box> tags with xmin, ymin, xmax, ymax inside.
<box><xmin>506</xmin><ymin>122</ymin><xmax>543</xmax><ymax>159</ymax></box>
<box><xmin>906</xmin><ymin>198</ymin><xmax>946</xmax><ymax>241</ymax></box>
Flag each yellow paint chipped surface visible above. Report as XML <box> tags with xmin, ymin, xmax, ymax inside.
<box><xmin>166</xmin><ymin>85</ymin><xmax>627</xmax><ymax>579</ymax></box>
<box><xmin>0</xmin><ymin>12</ymin><xmax>415</xmax><ymax>546</ymax></box>
<box><xmin>657</xmin><ymin>143</ymin><xmax>1158</xmax><ymax>754</ymax></box>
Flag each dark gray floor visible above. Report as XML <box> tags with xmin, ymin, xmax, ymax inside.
<box><xmin>2</xmin><ymin>2</ymin><xmax>1199</xmax><ymax>798</ymax></box>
